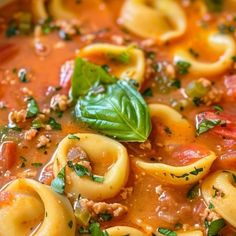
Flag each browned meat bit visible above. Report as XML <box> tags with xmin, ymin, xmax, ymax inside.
<box><xmin>50</xmin><ymin>94</ymin><xmax>71</xmax><ymax>112</ymax></box>
<box><xmin>79</xmin><ymin>198</ymin><xmax>128</xmax><ymax>218</ymax></box>
<box><xmin>67</xmin><ymin>147</ymin><xmax>92</xmax><ymax>172</ymax></box>
<box><xmin>8</xmin><ymin>109</ymin><xmax>27</xmax><ymax>124</ymax></box>
<box><xmin>37</xmin><ymin>134</ymin><xmax>51</xmax><ymax>148</ymax></box>
<box><xmin>24</xmin><ymin>128</ymin><xmax>38</xmax><ymax>141</ymax></box>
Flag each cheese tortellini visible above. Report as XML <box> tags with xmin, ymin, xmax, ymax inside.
<box><xmin>134</xmin><ymin>104</ymin><xmax>216</xmax><ymax>185</ymax></box>
<box><xmin>174</xmin><ymin>34</ymin><xmax>236</xmax><ymax>77</ymax></box>
<box><xmin>79</xmin><ymin>43</ymin><xmax>145</xmax><ymax>86</ymax></box>
<box><xmin>0</xmin><ymin>178</ymin><xmax>75</xmax><ymax>236</ymax></box>
<box><xmin>149</xmin><ymin>104</ymin><xmax>194</xmax><ymax>145</ymax></box>
<box><xmin>135</xmin><ymin>151</ymin><xmax>216</xmax><ymax>185</ymax></box>
<box><xmin>32</xmin><ymin>0</ymin><xmax>75</xmax><ymax>21</ymax></box>
<box><xmin>119</xmin><ymin>0</ymin><xmax>186</xmax><ymax>43</ymax></box>
<box><xmin>53</xmin><ymin>133</ymin><xmax>129</xmax><ymax>201</ymax></box>
<box><xmin>106</xmin><ymin>226</ymin><xmax>146</xmax><ymax>236</ymax></box>
<box><xmin>201</xmin><ymin>170</ymin><xmax>236</xmax><ymax>227</ymax></box>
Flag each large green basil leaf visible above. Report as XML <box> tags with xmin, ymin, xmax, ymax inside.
<box><xmin>75</xmin><ymin>80</ymin><xmax>151</xmax><ymax>142</ymax></box>
<box><xmin>71</xmin><ymin>58</ymin><xmax>116</xmax><ymax>99</ymax></box>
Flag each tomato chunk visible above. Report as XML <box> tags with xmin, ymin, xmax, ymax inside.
<box><xmin>196</xmin><ymin>111</ymin><xmax>236</xmax><ymax>139</ymax></box>
<box><xmin>172</xmin><ymin>144</ymin><xmax>210</xmax><ymax>166</ymax></box>
<box><xmin>0</xmin><ymin>141</ymin><xmax>18</xmax><ymax>171</ymax></box>
<box><xmin>214</xmin><ymin>151</ymin><xmax>236</xmax><ymax>170</ymax></box>
<box><xmin>0</xmin><ymin>43</ymin><xmax>18</xmax><ymax>62</ymax></box>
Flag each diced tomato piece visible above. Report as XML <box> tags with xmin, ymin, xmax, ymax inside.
<box><xmin>59</xmin><ymin>60</ymin><xmax>74</xmax><ymax>92</ymax></box>
<box><xmin>214</xmin><ymin>151</ymin><xmax>236</xmax><ymax>170</ymax></box>
<box><xmin>172</xmin><ymin>144</ymin><xmax>210</xmax><ymax>165</ymax></box>
<box><xmin>224</xmin><ymin>74</ymin><xmax>236</xmax><ymax>99</ymax></box>
<box><xmin>0</xmin><ymin>191</ymin><xmax>13</xmax><ymax>207</ymax></box>
<box><xmin>0</xmin><ymin>43</ymin><xmax>18</xmax><ymax>62</ymax></box>
<box><xmin>0</xmin><ymin>141</ymin><xmax>18</xmax><ymax>171</ymax></box>
<box><xmin>196</xmin><ymin>111</ymin><xmax>236</xmax><ymax>139</ymax></box>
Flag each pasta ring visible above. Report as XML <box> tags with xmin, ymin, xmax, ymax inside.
<box><xmin>106</xmin><ymin>226</ymin><xmax>146</xmax><ymax>236</ymax></box>
<box><xmin>135</xmin><ymin>151</ymin><xmax>216</xmax><ymax>185</ymax></box>
<box><xmin>31</xmin><ymin>0</ymin><xmax>48</xmax><ymax>21</ymax></box>
<box><xmin>119</xmin><ymin>0</ymin><xmax>186</xmax><ymax>43</ymax></box>
<box><xmin>174</xmin><ymin>34</ymin><xmax>236</xmax><ymax>77</ymax></box>
<box><xmin>201</xmin><ymin>170</ymin><xmax>236</xmax><ymax>227</ymax></box>
<box><xmin>79</xmin><ymin>43</ymin><xmax>145</xmax><ymax>87</ymax></box>
<box><xmin>0</xmin><ymin>178</ymin><xmax>75</xmax><ymax>236</ymax></box>
<box><xmin>134</xmin><ymin>104</ymin><xmax>216</xmax><ymax>185</ymax></box>
<box><xmin>53</xmin><ymin>133</ymin><xmax>129</xmax><ymax>201</ymax></box>
<box><xmin>149</xmin><ymin>103</ymin><xmax>194</xmax><ymax>145</ymax></box>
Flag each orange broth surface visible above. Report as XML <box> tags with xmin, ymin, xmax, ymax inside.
<box><xmin>0</xmin><ymin>0</ymin><xmax>236</xmax><ymax>235</ymax></box>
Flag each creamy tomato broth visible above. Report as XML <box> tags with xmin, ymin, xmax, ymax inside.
<box><xmin>0</xmin><ymin>0</ymin><xmax>236</xmax><ymax>236</ymax></box>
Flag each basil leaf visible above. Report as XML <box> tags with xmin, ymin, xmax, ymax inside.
<box><xmin>196</xmin><ymin>119</ymin><xmax>221</xmax><ymax>135</ymax></box>
<box><xmin>51</xmin><ymin>166</ymin><xmax>66</xmax><ymax>194</ymax></box>
<box><xmin>75</xmin><ymin>80</ymin><xmax>151</xmax><ymax>142</ymax></box>
<box><xmin>26</xmin><ymin>97</ymin><xmax>39</xmax><ymax>118</ymax></box>
<box><xmin>208</xmin><ymin>218</ymin><xmax>226</xmax><ymax>236</ymax></box>
<box><xmin>31</xmin><ymin>162</ymin><xmax>43</xmax><ymax>167</ymax></box>
<box><xmin>71</xmin><ymin>58</ymin><xmax>116</xmax><ymax>99</ymax></box>
<box><xmin>47</xmin><ymin>117</ymin><xmax>62</xmax><ymax>130</ymax></box>
<box><xmin>175</xmin><ymin>61</ymin><xmax>191</xmax><ymax>75</ymax></box>
<box><xmin>157</xmin><ymin>227</ymin><xmax>177</xmax><ymax>236</ymax></box>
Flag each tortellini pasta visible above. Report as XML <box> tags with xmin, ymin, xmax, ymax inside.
<box><xmin>119</xmin><ymin>0</ymin><xmax>186</xmax><ymax>43</ymax></box>
<box><xmin>201</xmin><ymin>170</ymin><xmax>236</xmax><ymax>227</ymax></box>
<box><xmin>31</xmin><ymin>0</ymin><xmax>75</xmax><ymax>21</ymax></box>
<box><xmin>174</xmin><ymin>34</ymin><xmax>236</xmax><ymax>77</ymax></box>
<box><xmin>53</xmin><ymin>133</ymin><xmax>129</xmax><ymax>201</ymax></box>
<box><xmin>156</xmin><ymin>230</ymin><xmax>203</xmax><ymax>236</ymax></box>
<box><xmin>0</xmin><ymin>178</ymin><xmax>75</xmax><ymax>236</ymax></box>
<box><xmin>134</xmin><ymin>104</ymin><xmax>216</xmax><ymax>185</ymax></box>
<box><xmin>149</xmin><ymin>104</ymin><xmax>194</xmax><ymax>145</ymax></box>
<box><xmin>135</xmin><ymin>151</ymin><xmax>216</xmax><ymax>185</ymax></box>
<box><xmin>79</xmin><ymin>43</ymin><xmax>145</xmax><ymax>86</ymax></box>
<box><xmin>106</xmin><ymin>226</ymin><xmax>146</xmax><ymax>236</ymax></box>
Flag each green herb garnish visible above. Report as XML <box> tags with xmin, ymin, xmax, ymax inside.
<box><xmin>196</xmin><ymin>119</ymin><xmax>222</xmax><ymax>135</ymax></box>
<box><xmin>207</xmin><ymin>218</ymin><xmax>226</xmax><ymax>236</ymax></box>
<box><xmin>47</xmin><ymin>117</ymin><xmax>61</xmax><ymax>130</ymax></box>
<box><xmin>26</xmin><ymin>97</ymin><xmax>39</xmax><ymax>118</ymax></box>
<box><xmin>68</xmin><ymin>134</ymin><xmax>80</xmax><ymax>140</ymax></box>
<box><xmin>51</xmin><ymin>166</ymin><xmax>66</xmax><ymax>194</ymax></box>
<box><xmin>176</xmin><ymin>61</ymin><xmax>191</xmax><ymax>75</ymax></box>
<box><xmin>157</xmin><ymin>227</ymin><xmax>177</xmax><ymax>236</ymax></box>
<box><xmin>31</xmin><ymin>162</ymin><xmax>43</xmax><ymax>167</ymax></box>
<box><xmin>187</xmin><ymin>184</ymin><xmax>200</xmax><ymax>200</ymax></box>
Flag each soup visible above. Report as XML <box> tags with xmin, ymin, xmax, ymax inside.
<box><xmin>0</xmin><ymin>0</ymin><xmax>236</xmax><ymax>235</ymax></box>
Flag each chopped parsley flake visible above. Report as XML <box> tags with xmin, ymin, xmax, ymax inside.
<box><xmin>68</xmin><ymin>134</ymin><xmax>80</xmax><ymax>140</ymax></box>
<box><xmin>26</xmin><ymin>97</ymin><xmax>39</xmax><ymax>118</ymax></box>
<box><xmin>157</xmin><ymin>227</ymin><xmax>177</xmax><ymax>236</ymax></box>
<box><xmin>196</xmin><ymin>119</ymin><xmax>222</xmax><ymax>135</ymax></box>
<box><xmin>67</xmin><ymin>161</ymin><xmax>104</xmax><ymax>183</ymax></box>
<box><xmin>51</xmin><ymin>166</ymin><xmax>66</xmax><ymax>194</ymax></box>
<box><xmin>207</xmin><ymin>218</ymin><xmax>226</xmax><ymax>236</ymax></box>
<box><xmin>31</xmin><ymin>162</ymin><xmax>43</xmax><ymax>167</ymax></box>
<box><xmin>176</xmin><ymin>61</ymin><xmax>191</xmax><ymax>75</ymax></box>
<box><xmin>187</xmin><ymin>184</ymin><xmax>200</xmax><ymax>200</ymax></box>
<box><xmin>68</xmin><ymin>220</ymin><xmax>73</xmax><ymax>229</ymax></box>
<box><xmin>47</xmin><ymin>117</ymin><xmax>62</xmax><ymax>130</ymax></box>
